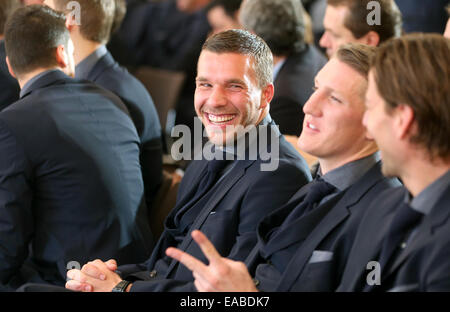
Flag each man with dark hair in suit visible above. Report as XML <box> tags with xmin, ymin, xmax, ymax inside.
<box><xmin>339</xmin><ymin>33</ymin><xmax>450</xmax><ymax>292</ymax></box>
<box><xmin>0</xmin><ymin>5</ymin><xmax>154</xmax><ymax>290</ymax></box>
<box><xmin>164</xmin><ymin>43</ymin><xmax>400</xmax><ymax>292</ymax></box>
<box><xmin>320</xmin><ymin>0</ymin><xmax>402</xmax><ymax>58</ymax></box>
<box><xmin>64</xmin><ymin>29</ymin><xmax>312</xmax><ymax>292</ymax></box>
<box><xmin>0</xmin><ymin>0</ymin><xmax>20</xmax><ymax>111</ymax></box>
<box><xmin>45</xmin><ymin>0</ymin><xmax>163</xmax><ymax>210</ymax></box>
<box><xmin>240</xmin><ymin>0</ymin><xmax>327</xmax><ymax>136</ymax></box>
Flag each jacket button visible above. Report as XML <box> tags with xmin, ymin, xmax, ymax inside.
<box><xmin>149</xmin><ymin>270</ymin><xmax>157</xmax><ymax>278</ymax></box>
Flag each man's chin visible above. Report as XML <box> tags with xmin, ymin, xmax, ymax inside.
<box><xmin>207</xmin><ymin>133</ymin><xmax>234</xmax><ymax>147</ymax></box>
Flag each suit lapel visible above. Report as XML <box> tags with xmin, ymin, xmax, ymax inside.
<box><xmin>257</xmin><ymin>184</ymin><xmax>312</xmax><ymax>247</ymax></box>
<box><xmin>164</xmin><ymin>159</ymin><xmax>254</xmax><ymax>277</ymax></box>
<box><xmin>171</xmin><ymin>160</ymin><xmax>208</xmax><ymax>212</ymax></box>
<box><xmin>276</xmin><ymin>194</ymin><xmax>349</xmax><ymax>291</ymax></box>
<box><xmin>338</xmin><ymin>187</ymin><xmax>405</xmax><ymax>291</ymax></box>
<box><xmin>260</xmin><ymin>194</ymin><xmax>339</xmax><ymax>258</ymax></box>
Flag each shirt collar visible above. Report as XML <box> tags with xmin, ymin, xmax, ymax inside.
<box><xmin>75</xmin><ymin>45</ymin><xmax>108</xmax><ymax>79</ymax></box>
<box><xmin>318</xmin><ymin>152</ymin><xmax>381</xmax><ymax>191</ymax></box>
<box><xmin>407</xmin><ymin>169</ymin><xmax>450</xmax><ymax>215</ymax></box>
<box><xmin>19</xmin><ymin>69</ymin><xmax>60</xmax><ymax>98</ymax></box>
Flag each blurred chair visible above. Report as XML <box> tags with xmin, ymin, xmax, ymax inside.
<box><xmin>148</xmin><ymin>168</ymin><xmax>182</xmax><ymax>240</ymax></box>
<box><xmin>133</xmin><ymin>66</ymin><xmax>186</xmax><ymax>145</ymax></box>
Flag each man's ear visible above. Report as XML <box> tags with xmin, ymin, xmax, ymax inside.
<box><xmin>5</xmin><ymin>57</ymin><xmax>16</xmax><ymax>79</ymax></box>
<box><xmin>55</xmin><ymin>44</ymin><xmax>68</xmax><ymax>69</ymax></box>
<box><xmin>260</xmin><ymin>83</ymin><xmax>274</xmax><ymax>109</ymax></box>
<box><xmin>394</xmin><ymin>104</ymin><xmax>415</xmax><ymax>140</ymax></box>
<box><xmin>358</xmin><ymin>31</ymin><xmax>380</xmax><ymax>47</ymax></box>
<box><xmin>65</xmin><ymin>14</ymin><xmax>76</xmax><ymax>32</ymax></box>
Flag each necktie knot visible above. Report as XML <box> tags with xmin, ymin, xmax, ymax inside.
<box><xmin>389</xmin><ymin>202</ymin><xmax>423</xmax><ymax>236</ymax></box>
<box><xmin>277</xmin><ymin>178</ymin><xmax>337</xmax><ymax>230</ymax></box>
<box><xmin>303</xmin><ymin>178</ymin><xmax>337</xmax><ymax>206</ymax></box>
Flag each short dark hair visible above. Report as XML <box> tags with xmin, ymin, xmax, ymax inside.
<box><xmin>327</xmin><ymin>0</ymin><xmax>402</xmax><ymax>44</ymax></box>
<box><xmin>206</xmin><ymin>0</ymin><xmax>242</xmax><ymax>18</ymax></box>
<box><xmin>53</xmin><ymin>0</ymin><xmax>115</xmax><ymax>44</ymax></box>
<box><xmin>202</xmin><ymin>29</ymin><xmax>273</xmax><ymax>88</ymax></box>
<box><xmin>240</xmin><ymin>0</ymin><xmax>306</xmax><ymax>56</ymax></box>
<box><xmin>371</xmin><ymin>33</ymin><xmax>450</xmax><ymax>161</ymax></box>
<box><xmin>0</xmin><ymin>0</ymin><xmax>20</xmax><ymax>35</ymax></box>
<box><xmin>5</xmin><ymin>5</ymin><xmax>70</xmax><ymax>77</ymax></box>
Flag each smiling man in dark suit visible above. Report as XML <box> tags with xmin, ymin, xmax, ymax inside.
<box><xmin>0</xmin><ymin>0</ymin><xmax>20</xmax><ymax>111</ymax></box>
<box><xmin>0</xmin><ymin>5</ymin><xmax>154</xmax><ymax>290</ymax></box>
<box><xmin>163</xmin><ymin>43</ymin><xmax>400</xmax><ymax>292</ymax></box>
<box><xmin>45</xmin><ymin>0</ymin><xmax>163</xmax><ymax>210</ymax></box>
<box><xmin>338</xmin><ymin>34</ymin><xmax>450</xmax><ymax>292</ymax></box>
<box><xmin>64</xmin><ymin>29</ymin><xmax>312</xmax><ymax>293</ymax></box>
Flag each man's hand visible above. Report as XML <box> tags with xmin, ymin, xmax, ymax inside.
<box><xmin>65</xmin><ymin>259</ymin><xmax>124</xmax><ymax>292</ymax></box>
<box><xmin>166</xmin><ymin>230</ymin><xmax>258</xmax><ymax>292</ymax></box>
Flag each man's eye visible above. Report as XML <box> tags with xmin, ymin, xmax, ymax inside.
<box><xmin>330</xmin><ymin>95</ymin><xmax>342</xmax><ymax>103</ymax></box>
<box><xmin>312</xmin><ymin>86</ymin><xmax>318</xmax><ymax>92</ymax></box>
<box><xmin>229</xmin><ymin>84</ymin><xmax>243</xmax><ymax>90</ymax></box>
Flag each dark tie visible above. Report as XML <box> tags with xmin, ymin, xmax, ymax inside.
<box><xmin>378</xmin><ymin>202</ymin><xmax>424</xmax><ymax>277</ymax></box>
<box><xmin>173</xmin><ymin>154</ymin><xmax>231</xmax><ymax>228</ymax></box>
<box><xmin>281</xmin><ymin>178</ymin><xmax>337</xmax><ymax>227</ymax></box>
<box><xmin>259</xmin><ymin>178</ymin><xmax>337</xmax><ymax>262</ymax></box>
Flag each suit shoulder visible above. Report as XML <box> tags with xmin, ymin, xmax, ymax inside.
<box><xmin>97</xmin><ymin>65</ymin><xmax>150</xmax><ymax>98</ymax></box>
<box><xmin>361</xmin><ymin>186</ymin><xmax>406</xmax><ymax>222</ymax></box>
<box><xmin>94</xmin><ymin>65</ymin><xmax>158</xmax><ymax>120</ymax></box>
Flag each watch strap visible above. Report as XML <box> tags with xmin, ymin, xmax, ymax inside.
<box><xmin>111</xmin><ymin>280</ymin><xmax>131</xmax><ymax>292</ymax></box>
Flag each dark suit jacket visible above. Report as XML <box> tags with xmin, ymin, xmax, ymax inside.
<box><xmin>338</xmin><ymin>184</ymin><xmax>450</xmax><ymax>292</ymax></box>
<box><xmin>272</xmin><ymin>45</ymin><xmax>327</xmax><ymax>136</ymax></box>
<box><xmin>246</xmin><ymin>161</ymin><xmax>400</xmax><ymax>291</ymax></box>
<box><xmin>117</xmin><ymin>121</ymin><xmax>312</xmax><ymax>291</ymax></box>
<box><xmin>395</xmin><ymin>0</ymin><xmax>449</xmax><ymax>34</ymax></box>
<box><xmin>0</xmin><ymin>70</ymin><xmax>154</xmax><ymax>290</ymax></box>
<box><xmin>134</xmin><ymin>0</ymin><xmax>210</xmax><ymax>71</ymax></box>
<box><xmin>86</xmin><ymin>51</ymin><xmax>163</xmax><ymax>211</ymax></box>
<box><xmin>0</xmin><ymin>41</ymin><xmax>20</xmax><ymax>111</ymax></box>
